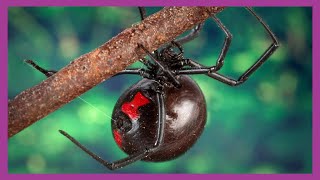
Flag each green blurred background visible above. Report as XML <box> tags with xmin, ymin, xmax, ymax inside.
<box><xmin>8</xmin><ymin>7</ymin><xmax>312</xmax><ymax>173</ymax></box>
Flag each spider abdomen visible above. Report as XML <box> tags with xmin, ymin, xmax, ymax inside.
<box><xmin>111</xmin><ymin>75</ymin><xmax>207</xmax><ymax>162</ymax></box>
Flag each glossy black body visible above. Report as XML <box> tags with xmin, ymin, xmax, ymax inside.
<box><xmin>112</xmin><ymin>76</ymin><xmax>206</xmax><ymax>161</ymax></box>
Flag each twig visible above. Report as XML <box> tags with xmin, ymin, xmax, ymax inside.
<box><xmin>8</xmin><ymin>7</ymin><xmax>225</xmax><ymax>138</ymax></box>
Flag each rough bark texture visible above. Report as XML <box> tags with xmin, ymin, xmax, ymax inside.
<box><xmin>8</xmin><ymin>7</ymin><xmax>225</xmax><ymax>138</ymax></box>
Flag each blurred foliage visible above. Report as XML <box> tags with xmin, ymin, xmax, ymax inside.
<box><xmin>8</xmin><ymin>7</ymin><xmax>312</xmax><ymax>174</ymax></box>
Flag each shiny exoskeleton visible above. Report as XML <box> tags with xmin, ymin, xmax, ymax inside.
<box><xmin>27</xmin><ymin>7</ymin><xmax>279</xmax><ymax>170</ymax></box>
<box><xmin>112</xmin><ymin>76</ymin><xmax>206</xmax><ymax>162</ymax></box>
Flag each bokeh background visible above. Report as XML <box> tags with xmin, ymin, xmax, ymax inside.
<box><xmin>8</xmin><ymin>7</ymin><xmax>312</xmax><ymax>173</ymax></box>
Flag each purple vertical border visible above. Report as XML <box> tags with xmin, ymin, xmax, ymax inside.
<box><xmin>0</xmin><ymin>0</ymin><xmax>318</xmax><ymax>179</ymax></box>
<box><xmin>312</xmin><ymin>0</ymin><xmax>320</xmax><ymax>175</ymax></box>
<box><xmin>0</xmin><ymin>0</ymin><xmax>8</xmax><ymax>176</ymax></box>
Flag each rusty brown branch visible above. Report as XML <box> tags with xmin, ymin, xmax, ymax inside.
<box><xmin>8</xmin><ymin>7</ymin><xmax>225</xmax><ymax>138</ymax></box>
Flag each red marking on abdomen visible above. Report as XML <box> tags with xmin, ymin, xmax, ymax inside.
<box><xmin>121</xmin><ymin>91</ymin><xmax>150</xmax><ymax>120</ymax></box>
<box><xmin>113</xmin><ymin>130</ymin><xmax>122</xmax><ymax>147</ymax></box>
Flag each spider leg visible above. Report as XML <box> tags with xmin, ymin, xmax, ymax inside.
<box><xmin>24</xmin><ymin>59</ymin><xmax>57</xmax><ymax>77</ymax></box>
<box><xmin>166</xmin><ymin>23</ymin><xmax>203</xmax><ymax>60</ymax></box>
<box><xmin>175</xmin><ymin>23</ymin><xmax>204</xmax><ymax>45</ymax></box>
<box><xmin>210</xmin><ymin>15</ymin><xmax>232</xmax><ymax>71</ymax></box>
<box><xmin>187</xmin><ymin>14</ymin><xmax>232</xmax><ymax>71</ymax></box>
<box><xmin>59</xmin><ymin>91</ymin><xmax>166</xmax><ymax>170</ymax></box>
<box><xmin>177</xmin><ymin>7</ymin><xmax>279</xmax><ymax>86</ymax></box>
<box><xmin>113</xmin><ymin>68</ymin><xmax>155</xmax><ymax>79</ymax></box>
<box><xmin>138</xmin><ymin>7</ymin><xmax>147</xmax><ymax>21</ymax></box>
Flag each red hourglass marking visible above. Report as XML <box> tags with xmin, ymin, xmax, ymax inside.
<box><xmin>121</xmin><ymin>92</ymin><xmax>150</xmax><ymax>121</ymax></box>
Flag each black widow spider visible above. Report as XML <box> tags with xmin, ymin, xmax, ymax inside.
<box><xmin>26</xmin><ymin>7</ymin><xmax>279</xmax><ymax>170</ymax></box>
